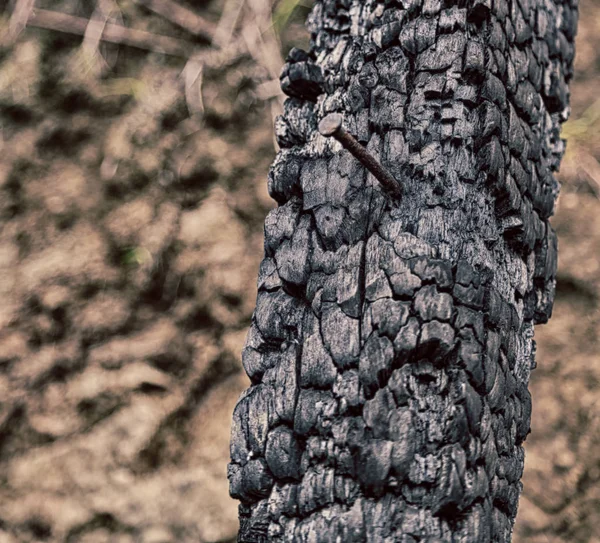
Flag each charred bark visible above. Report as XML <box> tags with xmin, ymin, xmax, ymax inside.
<box><xmin>229</xmin><ymin>0</ymin><xmax>577</xmax><ymax>540</ymax></box>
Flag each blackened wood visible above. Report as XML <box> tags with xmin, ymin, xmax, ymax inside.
<box><xmin>230</xmin><ymin>0</ymin><xmax>577</xmax><ymax>540</ymax></box>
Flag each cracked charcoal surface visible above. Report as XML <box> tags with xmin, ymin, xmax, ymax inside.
<box><xmin>230</xmin><ymin>0</ymin><xmax>577</xmax><ymax>540</ymax></box>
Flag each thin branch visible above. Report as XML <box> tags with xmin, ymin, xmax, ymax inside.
<box><xmin>132</xmin><ymin>0</ymin><xmax>214</xmax><ymax>42</ymax></box>
<box><xmin>27</xmin><ymin>8</ymin><xmax>195</xmax><ymax>57</ymax></box>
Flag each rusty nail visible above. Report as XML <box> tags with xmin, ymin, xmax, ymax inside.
<box><xmin>318</xmin><ymin>113</ymin><xmax>402</xmax><ymax>199</ymax></box>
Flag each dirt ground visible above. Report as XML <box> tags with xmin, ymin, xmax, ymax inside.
<box><xmin>0</xmin><ymin>0</ymin><xmax>598</xmax><ymax>541</ymax></box>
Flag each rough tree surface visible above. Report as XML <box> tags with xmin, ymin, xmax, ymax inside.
<box><xmin>229</xmin><ymin>0</ymin><xmax>578</xmax><ymax>541</ymax></box>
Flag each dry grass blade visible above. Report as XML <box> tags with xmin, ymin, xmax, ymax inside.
<box><xmin>27</xmin><ymin>8</ymin><xmax>196</xmax><ymax>57</ymax></box>
<box><xmin>180</xmin><ymin>36</ymin><xmax>250</xmax><ymax>117</ymax></box>
<box><xmin>246</xmin><ymin>0</ymin><xmax>284</xmax><ymax>82</ymax></box>
<box><xmin>81</xmin><ymin>0</ymin><xmax>124</xmax><ymax>71</ymax></box>
<box><xmin>212</xmin><ymin>0</ymin><xmax>245</xmax><ymax>49</ymax></box>
<box><xmin>243</xmin><ymin>0</ymin><xmax>285</xmax><ymax>121</ymax></box>
<box><xmin>132</xmin><ymin>0</ymin><xmax>214</xmax><ymax>42</ymax></box>
<box><xmin>81</xmin><ymin>2</ymin><xmax>111</xmax><ymax>74</ymax></box>
<box><xmin>83</xmin><ymin>3</ymin><xmax>108</xmax><ymax>52</ymax></box>
<box><xmin>183</xmin><ymin>58</ymin><xmax>204</xmax><ymax>115</ymax></box>
<box><xmin>577</xmin><ymin>152</ymin><xmax>600</xmax><ymax>198</ymax></box>
<box><xmin>8</xmin><ymin>0</ymin><xmax>35</xmax><ymax>41</ymax></box>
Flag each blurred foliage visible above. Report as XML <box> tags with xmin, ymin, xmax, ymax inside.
<box><xmin>121</xmin><ymin>246</ymin><xmax>151</xmax><ymax>267</ymax></box>
<box><xmin>272</xmin><ymin>0</ymin><xmax>310</xmax><ymax>35</ymax></box>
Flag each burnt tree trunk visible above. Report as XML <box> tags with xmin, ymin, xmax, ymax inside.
<box><xmin>229</xmin><ymin>0</ymin><xmax>577</xmax><ymax>540</ymax></box>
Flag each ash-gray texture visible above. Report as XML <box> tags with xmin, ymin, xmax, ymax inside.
<box><xmin>229</xmin><ymin>0</ymin><xmax>577</xmax><ymax>540</ymax></box>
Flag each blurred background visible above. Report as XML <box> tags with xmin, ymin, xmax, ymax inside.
<box><xmin>0</xmin><ymin>0</ymin><xmax>597</xmax><ymax>541</ymax></box>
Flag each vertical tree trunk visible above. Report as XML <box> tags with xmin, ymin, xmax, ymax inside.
<box><xmin>229</xmin><ymin>0</ymin><xmax>577</xmax><ymax>540</ymax></box>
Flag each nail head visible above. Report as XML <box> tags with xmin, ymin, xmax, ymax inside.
<box><xmin>318</xmin><ymin>113</ymin><xmax>343</xmax><ymax>137</ymax></box>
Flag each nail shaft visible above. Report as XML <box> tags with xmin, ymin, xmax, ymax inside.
<box><xmin>318</xmin><ymin>113</ymin><xmax>402</xmax><ymax>199</ymax></box>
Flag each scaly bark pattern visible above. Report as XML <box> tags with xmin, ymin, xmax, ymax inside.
<box><xmin>229</xmin><ymin>0</ymin><xmax>577</xmax><ymax>540</ymax></box>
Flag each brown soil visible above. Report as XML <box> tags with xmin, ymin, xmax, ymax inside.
<box><xmin>0</xmin><ymin>0</ymin><xmax>598</xmax><ymax>541</ymax></box>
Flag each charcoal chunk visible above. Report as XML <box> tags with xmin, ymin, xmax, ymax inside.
<box><xmin>266</xmin><ymin>426</ymin><xmax>303</xmax><ymax>480</ymax></box>
<box><xmin>464</xmin><ymin>40</ymin><xmax>486</xmax><ymax>80</ymax></box>
<box><xmin>359</xmin><ymin>334</ymin><xmax>394</xmax><ymax>396</ymax></box>
<box><xmin>357</xmin><ymin>440</ymin><xmax>393</xmax><ymax>496</ymax></box>
<box><xmin>393</xmin><ymin>317</ymin><xmax>420</xmax><ymax>357</ymax></box>
<box><xmin>388</xmin><ymin>366</ymin><xmax>412</xmax><ymax>406</ymax></box>
<box><xmin>454</xmin><ymin>283</ymin><xmax>485</xmax><ymax>309</ymax></box>
<box><xmin>464</xmin><ymin>382</ymin><xmax>483</xmax><ymax>435</ymax></box>
<box><xmin>294</xmin><ymin>389</ymin><xmax>336</xmax><ymax>435</ymax></box>
<box><xmin>369</xmin><ymin>298</ymin><xmax>410</xmax><ymax>338</ymax></box>
<box><xmin>242</xmin><ymin>458</ymin><xmax>274</xmax><ymax>501</ymax></box>
<box><xmin>460</xmin><ymin>340</ymin><xmax>484</xmax><ymax>389</ymax></box>
<box><xmin>363</xmin><ymin>387</ymin><xmax>395</xmax><ymax>439</ymax></box>
<box><xmin>419</xmin><ymin>320</ymin><xmax>456</xmax><ymax>361</ymax></box>
<box><xmin>417</xmin><ymin>32</ymin><xmax>466</xmax><ymax>71</ymax></box>
<box><xmin>414</xmin><ymin>285</ymin><xmax>454</xmax><ymax>321</ymax></box>
<box><xmin>322</xmin><ymin>303</ymin><xmax>360</xmax><ymax>369</ymax></box>
<box><xmin>280</xmin><ymin>48</ymin><xmax>324</xmax><ymax>101</ymax></box>
<box><xmin>411</xmin><ymin>257</ymin><xmax>453</xmax><ymax>288</ymax></box>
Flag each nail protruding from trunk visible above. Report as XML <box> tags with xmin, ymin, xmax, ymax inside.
<box><xmin>318</xmin><ymin>113</ymin><xmax>402</xmax><ymax>200</ymax></box>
